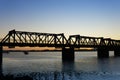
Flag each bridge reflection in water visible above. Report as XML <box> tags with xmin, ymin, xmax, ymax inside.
<box><xmin>0</xmin><ymin>29</ymin><xmax>120</xmax><ymax>77</ymax></box>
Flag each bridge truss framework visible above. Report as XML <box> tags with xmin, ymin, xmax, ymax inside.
<box><xmin>0</xmin><ymin>29</ymin><xmax>120</xmax><ymax>76</ymax></box>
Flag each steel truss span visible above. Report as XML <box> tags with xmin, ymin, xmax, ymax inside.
<box><xmin>0</xmin><ymin>29</ymin><xmax>120</xmax><ymax>50</ymax></box>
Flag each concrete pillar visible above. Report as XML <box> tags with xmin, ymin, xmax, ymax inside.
<box><xmin>114</xmin><ymin>49</ymin><xmax>120</xmax><ymax>57</ymax></box>
<box><xmin>62</xmin><ymin>47</ymin><xmax>74</xmax><ymax>62</ymax></box>
<box><xmin>97</xmin><ymin>48</ymin><xmax>109</xmax><ymax>58</ymax></box>
<box><xmin>0</xmin><ymin>46</ymin><xmax>3</xmax><ymax>78</ymax></box>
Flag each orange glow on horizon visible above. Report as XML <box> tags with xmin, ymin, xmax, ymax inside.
<box><xmin>3</xmin><ymin>47</ymin><xmax>57</xmax><ymax>50</ymax></box>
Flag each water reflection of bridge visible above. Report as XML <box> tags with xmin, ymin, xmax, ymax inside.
<box><xmin>0</xmin><ymin>29</ymin><xmax>120</xmax><ymax>76</ymax></box>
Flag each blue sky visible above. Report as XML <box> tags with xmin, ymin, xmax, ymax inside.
<box><xmin>0</xmin><ymin>0</ymin><xmax>120</xmax><ymax>39</ymax></box>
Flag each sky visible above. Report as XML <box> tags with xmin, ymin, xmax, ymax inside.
<box><xmin>0</xmin><ymin>0</ymin><xmax>120</xmax><ymax>39</ymax></box>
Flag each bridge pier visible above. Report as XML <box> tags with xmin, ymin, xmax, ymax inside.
<box><xmin>114</xmin><ymin>49</ymin><xmax>120</xmax><ymax>57</ymax></box>
<box><xmin>97</xmin><ymin>48</ymin><xmax>109</xmax><ymax>58</ymax></box>
<box><xmin>0</xmin><ymin>46</ymin><xmax>3</xmax><ymax>78</ymax></box>
<box><xmin>62</xmin><ymin>47</ymin><xmax>74</xmax><ymax>62</ymax></box>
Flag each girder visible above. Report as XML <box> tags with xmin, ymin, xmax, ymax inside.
<box><xmin>68</xmin><ymin>35</ymin><xmax>120</xmax><ymax>48</ymax></box>
<box><xmin>0</xmin><ymin>29</ymin><xmax>120</xmax><ymax>49</ymax></box>
<box><xmin>0</xmin><ymin>30</ymin><xmax>67</xmax><ymax>47</ymax></box>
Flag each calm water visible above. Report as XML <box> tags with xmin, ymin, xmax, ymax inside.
<box><xmin>3</xmin><ymin>51</ymin><xmax>120</xmax><ymax>80</ymax></box>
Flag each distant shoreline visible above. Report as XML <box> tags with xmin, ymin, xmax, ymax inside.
<box><xmin>3</xmin><ymin>49</ymin><xmax>96</xmax><ymax>53</ymax></box>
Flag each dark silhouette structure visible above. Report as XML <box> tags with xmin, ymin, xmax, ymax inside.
<box><xmin>0</xmin><ymin>29</ymin><xmax>120</xmax><ymax>76</ymax></box>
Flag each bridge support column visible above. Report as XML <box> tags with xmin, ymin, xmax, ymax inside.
<box><xmin>62</xmin><ymin>47</ymin><xmax>74</xmax><ymax>62</ymax></box>
<box><xmin>97</xmin><ymin>48</ymin><xmax>109</xmax><ymax>58</ymax></box>
<box><xmin>0</xmin><ymin>46</ymin><xmax>3</xmax><ymax>78</ymax></box>
<box><xmin>114</xmin><ymin>49</ymin><xmax>120</xmax><ymax>57</ymax></box>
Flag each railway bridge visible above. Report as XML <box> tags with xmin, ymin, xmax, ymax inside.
<box><xmin>0</xmin><ymin>29</ymin><xmax>120</xmax><ymax>63</ymax></box>
<box><xmin>1</xmin><ymin>29</ymin><xmax>120</xmax><ymax>76</ymax></box>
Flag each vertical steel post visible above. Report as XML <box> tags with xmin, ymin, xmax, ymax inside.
<box><xmin>54</xmin><ymin>35</ymin><xmax>57</xmax><ymax>45</ymax></box>
<box><xmin>25</xmin><ymin>33</ymin><xmax>27</xmax><ymax>43</ymax></box>
<box><xmin>13</xmin><ymin>30</ymin><xmax>15</xmax><ymax>43</ymax></box>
